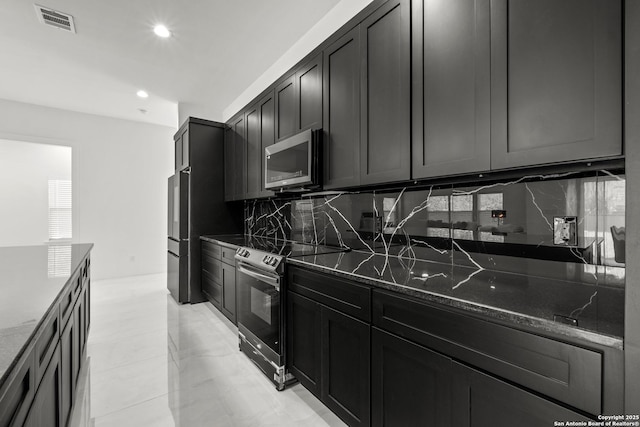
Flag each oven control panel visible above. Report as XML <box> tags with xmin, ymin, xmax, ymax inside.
<box><xmin>236</xmin><ymin>248</ymin><xmax>250</xmax><ymax>258</ymax></box>
<box><xmin>235</xmin><ymin>247</ymin><xmax>283</xmax><ymax>272</ymax></box>
<box><xmin>262</xmin><ymin>255</ymin><xmax>280</xmax><ymax>267</ymax></box>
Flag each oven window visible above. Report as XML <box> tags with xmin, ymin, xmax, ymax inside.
<box><xmin>251</xmin><ymin>287</ymin><xmax>273</xmax><ymax>325</ymax></box>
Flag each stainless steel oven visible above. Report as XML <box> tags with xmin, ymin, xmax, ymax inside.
<box><xmin>235</xmin><ymin>248</ymin><xmax>295</xmax><ymax>391</ymax></box>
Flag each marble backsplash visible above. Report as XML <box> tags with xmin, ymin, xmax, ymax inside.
<box><xmin>244</xmin><ymin>169</ymin><xmax>626</xmax><ymax>283</ymax></box>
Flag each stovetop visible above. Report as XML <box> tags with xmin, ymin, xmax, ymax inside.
<box><xmin>232</xmin><ymin>235</ymin><xmax>350</xmax><ymax>273</ymax></box>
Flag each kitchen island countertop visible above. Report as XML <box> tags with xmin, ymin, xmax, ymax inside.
<box><xmin>0</xmin><ymin>243</ymin><xmax>93</xmax><ymax>387</ymax></box>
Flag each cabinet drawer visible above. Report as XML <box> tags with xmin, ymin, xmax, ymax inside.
<box><xmin>0</xmin><ymin>347</ymin><xmax>35</xmax><ymax>427</ymax></box>
<box><xmin>202</xmin><ymin>242</ymin><xmax>221</xmax><ymax>261</ymax></box>
<box><xmin>288</xmin><ymin>266</ymin><xmax>371</xmax><ymax>322</ymax></box>
<box><xmin>202</xmin><ymin>257</ymin><xmax>222</xmax><ymax>285</ymax></box>
<box><xmin>372</xmin><ymin>290</ymin><xmax>602</xmax><ymax>415</ymax></box>
<box><xmin>202</xmin><ymin>270</ymin><xmax>222</xmax><ymax>308</ymax></box>
<box><xmin>220</xmin><ymin>246</ymin><xmax>237</xmax><ymax>266</ymax></box>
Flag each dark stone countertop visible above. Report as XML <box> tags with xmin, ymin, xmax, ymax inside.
<box><xmin>200</xmin><ymin>234</ymin><xmax>245</xmax><ymax>248</ymax></box>
<box><xmin>0</xmin><ymin>243</ymin><xmax>93</xmax><ymax>387</ymax></box>
<box><xmin>202</xmin><ymin>234</ymin><xmax>624</xmax><ymax>349</ymax></box>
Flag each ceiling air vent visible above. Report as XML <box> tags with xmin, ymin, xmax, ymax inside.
<box><xmin>34</xmin><ymin>4</ymin><xmax>76</xmax><ymax>33</ymax></box>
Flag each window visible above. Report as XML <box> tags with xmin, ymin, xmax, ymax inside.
<box><xmin>48</xmin><ymin>179</ymin><xmax>72</xmax><ymax>241</ymax></box>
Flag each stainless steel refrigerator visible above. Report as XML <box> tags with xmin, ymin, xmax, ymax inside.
<box><xmin>167</xmin><ymin>118</ymin><xmax>242</xmax><ymax>304</ymax></box>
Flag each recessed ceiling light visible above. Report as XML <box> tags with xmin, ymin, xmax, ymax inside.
<box><xmin>137</xmin><ymin>90</ymin><xmax>149</xmax><ymax>98</ymax></box>
<box><xmin>153</xmin><ymin>24</ymin><xmax>171</xmax><ymax>38</ymax></box>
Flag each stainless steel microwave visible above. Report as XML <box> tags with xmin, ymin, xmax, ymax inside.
<box><xmin>264</xmin><ymin>129</ymin><xmax>322</xmax><ymax>190</ymax></box>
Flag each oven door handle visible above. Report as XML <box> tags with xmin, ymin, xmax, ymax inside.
<box><xmin>237</xmin><ymin>263</ymin><xmax>281</xmax><ymax>291</ymax></box>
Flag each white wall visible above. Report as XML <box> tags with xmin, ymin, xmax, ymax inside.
<box><xmin>223</xmin><ymin>0</ymin><xmax>374</xmax><ymax>121</ymax></box>
<box><xmin>0</xmin><ymin>98</ymin><xmax>175</xmax><ymax>280</ymax></box>
<box><xmin>0</xmin><ymin>140</ymin><xmax>71</xmax><ymax>246</ymax></box>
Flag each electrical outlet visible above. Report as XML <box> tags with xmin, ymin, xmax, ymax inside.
<box><xmin>553</xmin><ymin>216</ymin><xmax>577</xmax><ymax>246</ymax></box>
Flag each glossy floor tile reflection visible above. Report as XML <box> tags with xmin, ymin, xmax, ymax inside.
<box><xmin>68</xmin><ymin>273</ymin><xmax>346</xmax><ymax>427</ymax></box>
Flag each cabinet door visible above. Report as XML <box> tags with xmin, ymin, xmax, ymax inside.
<box><xmin>174</xmin><ymin>135</ymin><xmax>182</xmax><ymax>171</ymax></box>
<box><xmin>181</xmin><ymin>129</ymin><xmax>189</xmax><ymax>170</ymax></box>
<box><xmin>372</xmin><ymin>328</ymin><xmax>451</xmax><ymax>427</ymax></box>
<box><xmin>0</xmin><ymin>351</ymin><xmax>35</xmax><ymax>427</ymax></box>
<box><xmin>412</xmin><ymin>0</ymin><xmax>490</xmax><ymax>179</ymax></box>
<box><xmin>231</xmin><ymin>114</ymin><xmax>246</xmax><ymax>200</ymax></box>
<box><xmin>224</xmin><ymin>126</ymin><xmax>235</xmax><ymax>201</ymax></box>
<box><xmin>360</xmin><ymin>0</ymin><xmax>410</xmax><ymax>185</ymax></box>
<box><xmin>258</xmin><ymin>91</ymin><xmax>275</xmax><ymax>198</ymax></box>
<box><xmin>60</xmin><ymin>316</ymin><xmax>76</xmax><ymax>427</ymax></box>
<box><xmin>245</xmin><ymin>103</ymin><xmax>261</xmax><ymax>199</ymax></box>
<box><xmin>74</xmin><ymin>288</ymin><xmax>85</xmax><ymax>379</ymax></box>
<box><xmin>220</xmin><ymin>262</ymin><xmax>237</xmax><ymax>324</ymax></box>
<box><xmin>297</xmin><ymin>53</ymin><xmax>323</xmax><ymax>132</ymax></box>
<box><xmin>286</xmin><ymin>291</ymin><xmax>322</xmax><ymax>397</ymax></box>
<box><xmin>24</xmin><ymin>347</ymin><xmax>62</xmax><ymax>427</ymax></box>
<box><xmin>175</xmin><ymin>129</ymin><xmax>189</xmax><ymax>171</ymax></box>
<box><xmin>323</xmin><ymin>27</ymin><xmax>361</xmax><ymax>189</ymax></box>
<box><xmin>275</xmin><ymin>74</ymin><xmax>297</xmax><ymax>141</ymax></box>
<box><xmin>321</xmin><ymin>307</ymin><xmax>370</xmax><ymax>427</ymax></box>
<box><xmin>452</xmin><ymin>362</ymin><xmax>589</xmax><ymax>426</ymax></box>
<box><xmin>490</xmin><ymin>0</ymin><xmax>622</xmax><ymax>169</ymax></box>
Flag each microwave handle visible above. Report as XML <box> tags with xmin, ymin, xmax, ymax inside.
<box><xmin>237</xmin><ymin>263</ymin><xmax>281</xmax><ymax>291</ymax></box>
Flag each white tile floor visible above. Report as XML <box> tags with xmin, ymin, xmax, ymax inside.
<box><xmin>68</xmin><ymin>273</ymin><xmax>346</xmax><ymax>427</ymax></box>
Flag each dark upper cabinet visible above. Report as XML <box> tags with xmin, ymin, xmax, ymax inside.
<box><xmin>323</xmin><ymin>27</ymin><xmax>361</xmax><ymax>189</ymax></box>
<box><xmin>258</xmin><ymin>91</ymin><xmax>276</xmax><ymax>198</ymax></box>
<box><xmin>238</xmin><ymin>91</ymin><xmax>276</xmax><ymax>201</ymax></box>
<box><xmin>490</xmin><ymin>0</ymin><xmax>622</xmax><ymax>170</ymax></box>
<box><xmin>296</xmin><ymin>53</ymin><xmax>323</xmax><ymax>131</ymax></box>
<box><xmin>245</xmin><ymin>103</ymin><xmax>261</xmax><ymax>199</ymax></box>
<box><xmin>372</xmin><ymin>328</ymin><xmax>452</xmax><ymax>427</ymax></box>
<box><xmin>175</xmin><ymin>128</ymin><xmax>189</xmax><ymax>171</ymax></box>
<box><xmin>275</xmin><ymin>53</ymin><xmax>323</xmax><ymax>144</ymax></box>
<box><xmin>411</xmin><ymin>0</ymin><xmax>491</xmax><ymax>179</ymax></box>
<box><xmin>452</xmin><ymin>362</ymin><xmax>589</xmax><ymax>427</ymax></box>
<box><xmin>223</xmin><ymin>126</ymin><xmax>234</xmax><ymax>202</ymax></box>
<box><xmin>360</xmin><ymin>0</ymin><xmax>411</xmax><ymax>185</ymax></box>
<box><xmin>275</xmin><ymin>74</ymin><xmax>297</xmax><ymax>141</ymax></box>
<box><xmin>224</xmin><ymin>114</ymin><xmax>246</xmax><ymax>201</ymax></box>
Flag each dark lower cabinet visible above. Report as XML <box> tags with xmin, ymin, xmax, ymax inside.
<box><xmin>0</xmin><ymin>350</ymin><xmax>34</xmax><ymax>427</ymax></box>
<box><xmin>220</xmin><ymin>262</ymin><xmax>237</xmax><ymax>324</ymax></box>
<box><xmin>0</xmin><ymin>254</ymin><xmax>90</xmax><ymax>427</ymax></box>
<box><xmin>287</xmin><ymin>291</ymin><xmax>321</xmax><ymax>396</ymax></box>
<box><xmin>60</xmin><ymin>316</ymin><xmax>76</xmax><ymax>427</ymax></box>
<box><xmin>201</xmin><ymin>241</ymin><xmax>237</xmax><ymax>324</ymax></box>
<box><xmin>452</xmin><ymin>362</ymin><xmax>589</xmax><ymax>427</ymax></box>
<box><xmin>287</xmin><ymin>291</ymin><xmax>370</xmax><ymax>427</ymax></box>
<box><xmin>24</xmin><ymin>347</ymin><xmax>62</xmax><ymax>427</ymax></box>
<box><xmin>321</xmin><ymin>306</ymin><xmax>370</xmax><ymax>427</ymax></box>
<box><xmin>371</xmin><ymin>328</ymin><xmax>451</xmax><ymax>427</ymax></box>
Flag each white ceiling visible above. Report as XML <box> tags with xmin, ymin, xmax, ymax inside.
<box><xmin>0</xmin><ymin>0</ymin><xmax>341</xmax><ymax>128</ymax></box>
